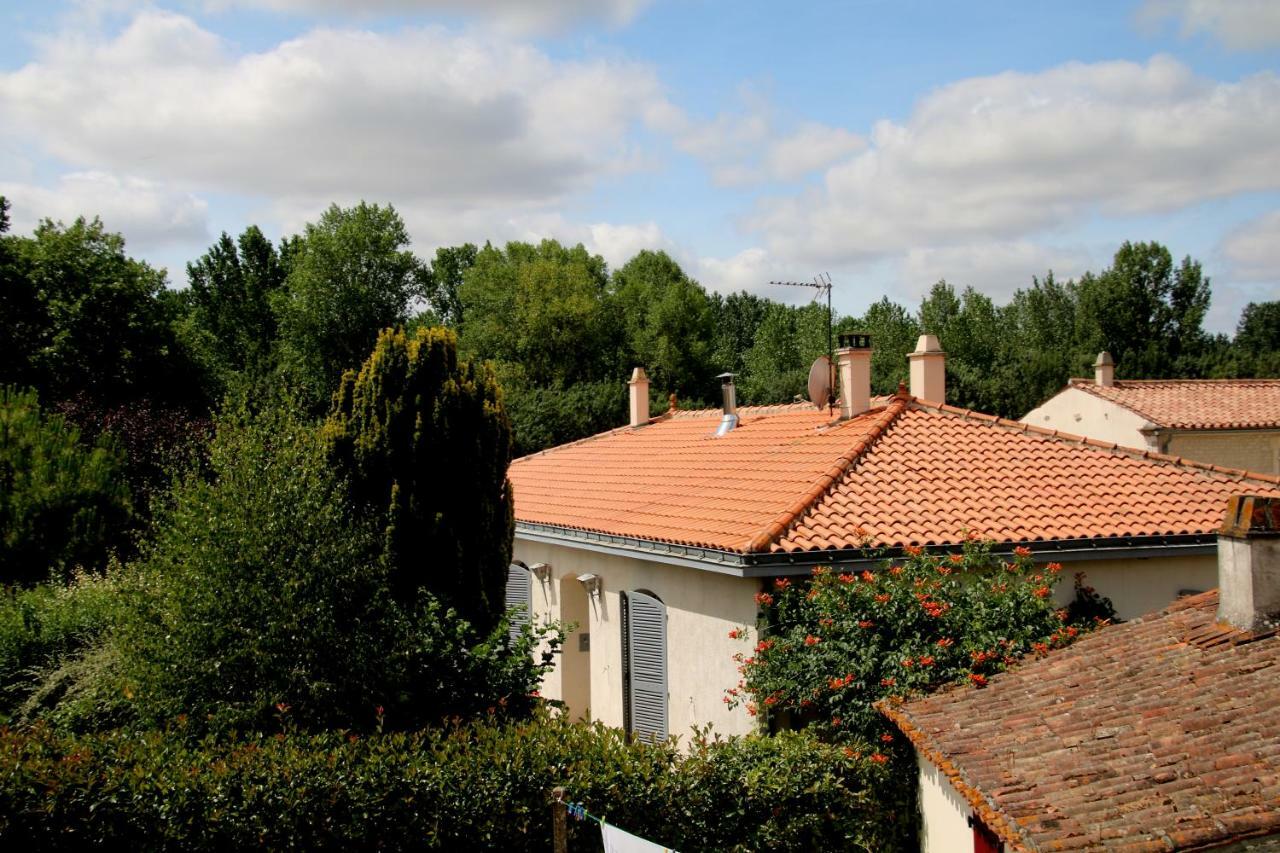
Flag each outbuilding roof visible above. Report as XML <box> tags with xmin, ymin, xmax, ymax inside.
<box><xmin>879</xmin><ymin>590</ymin><xmax>1280</xmax><ymax>851</ymax></box>
<box><xmin>1068</xmin><ymin>378</ymin><xmax>1280</xmax><ymax>430</ymax></box>
<box><xmin>508</xmin><ymin>390</ymin><xmax>1280</xmax><ymax>556</ymax></box>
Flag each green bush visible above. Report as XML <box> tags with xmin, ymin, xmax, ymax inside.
<box><xmin>0</xmin><ymin>710</ymin><xmax>913</xmax><ymax>851</ymax></box>
<box><xmin>733</xmin><ymin>541</ymin><xmax>1114</xmax><ymax>743</ymax></box>
<box><xmin>0</xmin><ymin>387</ymin><xmax>132</xmax><ymax>585</ymax></box>
<box><xmin>0</xmin><ymin>573</ymin><xmax>123</xmax><ymax>721</ymax></box>
<box><xmin>39</xmin><ymin>405</ymin><xmax>558</xmax><ymax>735</ymax></box>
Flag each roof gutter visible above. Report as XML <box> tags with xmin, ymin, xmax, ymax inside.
<box><xmin>515</xmin><ymin>521</ymin><xmax>1218</xmax><ymax>579</ymax></box>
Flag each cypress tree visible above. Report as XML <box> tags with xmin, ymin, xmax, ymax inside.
<box><xmin>322</xmin><ymin>327</ymin><xmax>513</xmax><ymax>632</ymax></box>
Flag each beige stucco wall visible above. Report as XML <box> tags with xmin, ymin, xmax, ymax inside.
<box><xmin>918</xmin><ymin>751</ymin><xmax>981</xmax><ymax>853</ymax></box>
<box><xmin>1165</xmin><ymin>430</ymin><xmax>1280</xmax><ymax>474</ymax></box>
<box><xmin>1021</xmin><ymin>386</ymin><xmax>1155</xmax><ymax>450</ymax></box>
<box><xmin>1059</xmin><ymin>554</ymin><xmax>1215</xmax><ymax>621</ymax></box>
<box><xmin>515</xmin><ymin>537</ymin><xmax>762</xmax><ymax>742</ymax></box>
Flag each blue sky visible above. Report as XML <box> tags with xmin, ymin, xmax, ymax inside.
<box><xmin>1</xmin><ymin>0</ymin><xmax>1278</xmax><ymax>332</ymax></box>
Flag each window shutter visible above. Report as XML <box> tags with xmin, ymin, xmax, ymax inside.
<box><xmin>505</xmin><ymin>563</ymin><xmax>532</xmax><ymax>643</ymax></box>
<box><xmin>623</xmin><ymin>590</ymin><xmax>668</xmax><ymax>743</ymax></box>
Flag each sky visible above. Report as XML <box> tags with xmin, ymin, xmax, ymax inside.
<box><xmin>1</xmin><ymin>0</ymin><xmax>1278</xmax><ymax>333</ymax></box>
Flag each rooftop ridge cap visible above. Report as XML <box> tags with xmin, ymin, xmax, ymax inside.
<box><xmin>1112</xmin><ymin>377</ymin><xmax>1280</xmax><ymax>385</ymax></box>
<box><xmin>670</xmin><ymin>400</ymin><xmax>823</xmax><ymax>418</ymax></box>
<box><xmin>910</xmin><ymin>399</ymin><xmax>1280</xmax><ymax>486</ymax></box>
<box><xmin>1066</xmin><ymin>379</ymin><xmax>1162</xmax><ymax>422</ymax></box>
<box><xmin>877</xmin><ymin>699</ymin><xmax>1033</xmax><ymax>853</ymax></box>
<box><xmin>511</xmin><ymin>411</ymin><xmax>676</xmax><ymax>463</ymax></box>
<box><xmin>742</xmin><ymin>396</ymin><xmax>909</xmax><ymax>553</ymax></box>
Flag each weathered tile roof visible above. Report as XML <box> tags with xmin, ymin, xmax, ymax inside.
<box><xmin>879</xmin><ymin>591</ymin><xmax>1280</xmax><ymax>851</ymax></box>
<box><xmin>508</xmin><ymin>392</ymin><xmax>1280</xmax><ymax>555</ymax></box>
<box><xmin>1069</xmin><ymin>378</ymin><xmax>1280</xmax><ymax>430</ymax></box>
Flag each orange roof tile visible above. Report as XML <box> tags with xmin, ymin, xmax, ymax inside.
<box><xmin>509</xmin><ymin>395</ymin><xmax>1280</xmax><ymax>555</ymax></box>
<box><xmin>879</xmin><ymin>590</ymin><xmax>1280</xmax><ymax>851</ymax></box>
<box><xmin>1069</xmin><ymin>378</ymin><xmax>1280</xmax><ymax>430</ymax></box>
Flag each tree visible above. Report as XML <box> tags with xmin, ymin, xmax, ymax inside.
<box><xmin>273</xmin><ymin>203</ymin><xmax>427</xmax><ymax>409</ymax></box>
<box><xmin>840</xmin><ymin>297</ymin><xmax>919</xmax><ymax>396</ymax></box>
<box><xmin>0</xmin><ymin>388</ymin><xmax>131</xmax><ymax>585</ymax></box>
<box><xmin>457</xmin><ymin>240</ymin><xmax>614</xmax><ymax>388</ymax></box>
<box><xmin>427</xmin><ymin>243</ymin><xmax>478</xmax><ymax>329</ymax></box>
<box><xmin>609</xmin><ymin>251</ymin><xmax>716</xmax><ymax>403</ymax></box>
<box><xmin>1075</xmin><ymin>242</ymin><xmax>1211</xmax><ymax>378</ymax></box>
<box><xmin>711</xmin><ymin>291</ymin><xmax>771</xmax><ymax>378</ymax></box>
<box><xmin>0</xmin><ymin>198</ymin><xmax>42</xmax><ymax>391</ymax></box>
<box><xmin>185</xmin><ymin>226</ymin><xmax>286</xmax><ymax>385</ymax></box>
<box><xmin>323</xmin><ymin>327</ymin><xmax>514</xmax><ymax>632</ymax></box>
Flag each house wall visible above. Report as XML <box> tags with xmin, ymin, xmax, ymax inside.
<box><xmin>918</xmin><ymin>750</ymin><xmax>984</xmax><ymax>853</ymax></box>
<box><xmin>1021</xmin><ymin>386</ymin><xmax>1155</xmax><ymax>451</ymax></box>
<box><xmin>1059</xmin><ymin>554</ymin><xmax>1215</xmax><ymax>621</ymax></box>
<box><xmin>515</xmin><ymin>537</ymin><xmax>762</xmax><ymax>741</ymax></box>
<box><xmin>1165</xmin><ymin>430</ymin><xmax>1280</xmax><ymax>475</ymax></box>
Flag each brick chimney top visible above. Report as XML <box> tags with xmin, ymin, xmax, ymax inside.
<box><xmin>1217</xmin><ymin>495</ymin><xmax>1280</xmax><ymax>632</ymax></box>
<box><xmin>1095</xmin><ymin>351</ymin><xmax>1115</xmax><ymax>387</ymax></box>
<box><xmin>908</xmin><ymin>334</ymin><xmax>946</xmax><ymax>403</ymax></box>
<box><xmin>835</xmin><ymin>333</ymin><xmax>872</xmax><ymax>419</ymax></box>
<box><xmin>628</xmin><ymin>367</ymin><xmax>649</xmax><ymax>428</ymax></box>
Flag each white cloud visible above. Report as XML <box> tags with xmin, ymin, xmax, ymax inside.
<box><xmin>900</xmin><ymin>241</ymin><xmax>1094</xmax><ymax>302</ymax></box>
<box><xmin>0</xmin><ymin>10</ymin><xmax>667</xmax><ymax>210</ymax></box>
<box><xmin>1220</xmin><ymin>210</ymin><xmax>1280</xmax><ymax>282</ymax></box>
<box><xmin>0</xmin><ymin>171</ymin><xmax>208</xmax><ymax>248</ymax></box>
<box><xmin>1138</xmin><ymin>0</ymin><xmax>1280</xmax><ymax>50</ymax></box>
<box><xmin>750</xmin><ymin>56</ymin><xmax>1280</xmax><ymax>267</ymax></box>
<box><xmin>205</xmin><ymin>0</ymin><xmax>651</xmax><ymax>34</ymax></box>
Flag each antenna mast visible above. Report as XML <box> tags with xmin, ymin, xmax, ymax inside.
<box><xmin>769</xmin><ymin>273</ymin><xmax>834</xmax><ymax>365</ymax></box>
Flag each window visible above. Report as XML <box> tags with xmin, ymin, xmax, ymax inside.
<box><xmin>621</xmin><ymin>590</ymin><xmax>668</xmax><ymax>742</ymax></box>
<box><xmin>505</xmin><ymin>562</ymin><xmax>532</xmax><ymax>643</ymax></box>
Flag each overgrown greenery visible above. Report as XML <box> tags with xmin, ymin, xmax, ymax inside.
<box><xmin>731</xmin><ymin>542</ymin><xmax>1114</xmax><ymax>744</ymax></box>
<box><xmin>323</xmin><ymin>326</ymin><xmax>514</xmax><ymax>632</ymax></box>
<box><xmin>0</xmin><ymin>388</ymin><xmax>132</xmax><ymax>586</ymax></box>
<box><xmin>0</xmin><ymin>709</ymin><xmax>913</xmax><ymax>851</ymax></box>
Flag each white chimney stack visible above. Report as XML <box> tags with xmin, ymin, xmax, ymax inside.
<box><xmin>628</xmin><ymin>367</ymin><xmax>650</xmax><ymax>428</ymax></box>
<box><xmin>908</xmin><ymin>334</ymin><xmax>946</xmax><ymax>404</ymax></box>
<box><xmin>836</xmin><ymin>333</ymin><xmax>872</xmax><ymax>419</ymax></box>
<box><xmin>1095</xmin><ymin>351</ymin><xmax>1115</xmax><ymax>387</ymax></box>
<box><xmin>1218</xmin><ymin>495</ymin><xmax>1280</xmax><ymax>632</ymax></box>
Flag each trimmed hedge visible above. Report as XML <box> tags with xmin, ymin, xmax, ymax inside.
<box><xmin>0</xmin><ymin>710</ymin><xmax>915</xmax><ymax>851</ymax></box>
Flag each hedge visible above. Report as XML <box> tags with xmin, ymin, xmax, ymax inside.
<box><xmin>0</xmin><ymin>710</ymin><xmax>916</xmax><ymax>851</ymax></box>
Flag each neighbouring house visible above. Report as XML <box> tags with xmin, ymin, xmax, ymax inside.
<box><xmin>506</xmin><ymin>335</ymin><xmax>1280</xmax><ymax>743</ymax></box>
<box><xmin>1022</xmin><ymin>352</ymin><xmax>1280</xmax><ymax>473</ymax></box>
<box><xmin>878</xmin><ymin>494</ymin><xmax>1280</xmax><ymax>853</ymax></box>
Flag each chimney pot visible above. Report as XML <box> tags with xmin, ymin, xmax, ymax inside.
<box><xmin>1217</xmin><ymin>495</ymin><xmax>1280</xmax><ymax>631</ymax></box>
<box><xmin>1095</xmin><ymin>351</ymin><xmax>1115</xmax><ymax>387</ymax></box>
<box><xmin>715</xmin><ymin>372</ymin><xmax>739</xmax><ymax>435</ymax></box>
<box><xmin>628</xmin><ymin>367</ymin><xmax>650</xmax><ymax>428</ymax></box>
<box><xmin>908</xmin><ymin>334</ymin><xmax>946</xmax><ymax>403</ymax></box>
<box><xmin>836</xmin><ymin>334</ymin><xmax>872</xmax><ymax>419</ymax></box>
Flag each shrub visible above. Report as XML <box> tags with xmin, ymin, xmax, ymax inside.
<box><xmin>44</xmin><ymin>405</ymin><xmax>558</xmax><ymax>735</ymax></box>
<box><xmin>0</xmin><ymin>710</ymin><xmax>913</xmax><ymax>851</ymax></box>
<box><xmin>0</xmin><ymin>387</ymin><xmax>132</xmax><ymax>585</ymax></box>
<box><xmin>731</xmin><ymin>541</ymin><xmax>1113</xmax><ymax>743</ymax></box>
<box><xmin>0</xmin><ymin>573</ymin><xmax>123</xmax><ymax>721</ymax></box>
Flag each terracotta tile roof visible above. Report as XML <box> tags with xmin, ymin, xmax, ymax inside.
<box><xmin>1068</xmin><ymin>378</ymin><xmax>1280</xmax><ymax>430</ymax></box>
<box><xmin>509</xmin><ymin>394</ymin><xmax>1280</xmax><ymax>555</ymax></box>
<box><xmin>879</xmin><ymin>591</ymin><xmax>1280</xmax><ymax>851</ymax></box>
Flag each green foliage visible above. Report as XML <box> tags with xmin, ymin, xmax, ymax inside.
<box><xmin>42</xmin><ymin>404</ymin><xmax>554</xmax><ymax>735</ymax></box>
<box><xmin>0</xmin><ymin>710</ymin><xmax>913</xmax><ymax>851</ymax></box>
<box><xmin>0</xmin><ymin>573</ymin><xmax>123</xmax><ymax>721</ymax></box>
<box><xmin>185</xmin><ymin>226</ymin><xmax>287</xmax><ymax>388</ymax></box>
<box><xmin>426</xmin><ymin>242</ymin><xmax>477</xmax><ymax>328</ymax></box>
<box><xmin>738</xmin><ymin>302</ymin><xmax>829</xmax><ymax>405</ymax></box>
<box><xmin>458</xmin><ymin>240</ymin><xmax>615</xmax><ymax>388</ymax></box>
<box><xmin>323</xmin><ymin>327</ymin><xmax>514</xmax><ymax>632</ymax></box>
<box><xmin>840</xmin><ymin>297</ymin><xmax>920</xmax><ymax>396</ymax></box>
<box><xmin>502</xmin><ymin>374</ymin><xmax>628</xmax><ymax>458</ymax></box>
<box><xmin>731</xmin><ymin>542</ymin><xmax>1114</xmax><ymax>744</ymax></box>
<box><xmin>711</xmin><ymin>290</ymin><xmax>771</xmax><ymax>379</ymax></box>
<box><xmin>0</xmin><ymin>388</ymin><xmax>132</xmax><ymax>585</ymax></box>
<box><xmin>273</xmin><ymin>203</ymin><xmax>428</xmax><ymax>409</ymax></box>
<box><xmin>609</xmin><ymin>250</ymin><xmax>716</xmax><ymax>403</ymax></box>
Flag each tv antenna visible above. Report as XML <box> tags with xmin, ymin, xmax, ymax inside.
<box><xmin>770</xmin><ymin>274</ymin><xmax>837</xmax><ymax>411</ymax></box>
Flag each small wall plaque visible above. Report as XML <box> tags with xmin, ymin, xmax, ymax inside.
<box><xmin>578</xmin><ymin>633</ymin><xmax>590</xmax><ymax>653</ymax></box>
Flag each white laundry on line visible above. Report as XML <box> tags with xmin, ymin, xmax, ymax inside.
<box><xmin>600</xmin><ymin>820</ymin><xmax>677</xmax><ymax>853</ymax></box>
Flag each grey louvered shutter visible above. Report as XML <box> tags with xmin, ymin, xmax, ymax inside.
<box><xmin>624</xmin><ymin>590</ymin><xmax>668</xmax><ymax>743</ymax></box>
<box><xmin>505</xmin><ymin>563</ymin><xmax>532</xmax><ymax>643</ymax></box>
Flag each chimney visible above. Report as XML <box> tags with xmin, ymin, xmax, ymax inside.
<box><xmin>908</xmin><ymin>334</ymin><xmax>946</xmax><ymax>403</ymax></box>
<box><xmin>628</xmin><ymin>367</ymin><xmax>650</xmax><ymax>428</ymax></box>
<box><xmin>715</xmin><ymin>372</ymin><xmax>739</xmax><ymax>436</ymax></box>
<box><xmin>836</xmin><ymin>332</ymin><xmax>872</xmax><ymax>419</ymax></box>
<box><xmin>1218</xmin><ymin>495</ymin><xmax>1280</xmax><ymax>631</ymax></box>
<box><xmin>1095</xmin><ymin>351</ymin><xmax>1115</xmax><ymax>387</ymax></box>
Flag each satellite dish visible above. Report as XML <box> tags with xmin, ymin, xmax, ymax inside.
<box><xmin>807</xmin><ymin>355</ymin><xmax>834</xmax><ymax>409</ymax></box>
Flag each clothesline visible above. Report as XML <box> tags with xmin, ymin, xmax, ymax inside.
<box><xmin>565</xmin><ymin>800</ymin><xmax>677</xmax><ymax>853</ymax></box>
